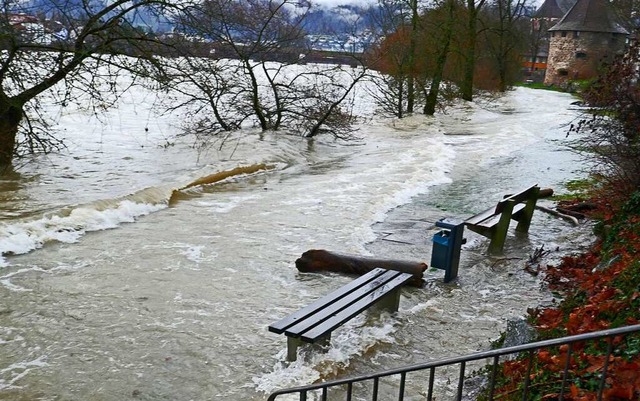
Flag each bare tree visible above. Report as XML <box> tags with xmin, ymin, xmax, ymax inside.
<box><xmin>367</xmin><ymin>29</ymin><xmax>411</xmax><ymax>118</ymax></box>
<box><xmin>406</xmin><ymin>0</ymin><xmax>420</xmax><ymax>113</ymax></box>
<box><xmin>422</xmin><ymin>0</ymin><xmax>459</xmax><ymax>115</ymax></box>
<box><xmin>570</xmin><ymin>43</ymin><xmax>640</xmax><ymax>192</ymax></box>
<box><xmin>479</xmin><ymin>0</ymin><xmax>530</xmax><ymax>91</ymax></box>
<box><xmin>0</xmin><ymin>0</ymin><xmax>182</xmax><ymax>170</ymax></box>
<box><xmin>368</xmin><ymin>0</ymin><xmax>462</xmax><ymax>117</ymax></box>
<box><xmin>166</xmin><ymin>0</ymin><xmax>367</xmax><ymax>142</ymax></box>
<box><xmin>459</xmin><ymin>0</ymin><xmax>488</xmax><ymax>101</ymax></box>
<box><xmin>155</xmin><ymin>56</ymin><xmax>245</xmax><ymax>142</ymax></box>
<box><xmin>366</xmin><ymin>0</ymin><xmax>418</xmax><ymax>118</ymax></box>
<box><xmin>527</xmin><ymin>16</ymin><xmax>552</xmax><ymax>79</ymax></box>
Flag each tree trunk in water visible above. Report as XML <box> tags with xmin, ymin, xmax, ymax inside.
<box><xmin>244</xmin><ymin>59</ymin><xmax>269</xmax><ymax>130</ymax></box>
<box><xmin>407</xmin><ymin>76</ymin><xmax>415</xmax><ymax>113</ymax></box>
<box><xmin>406</xmin><ymin>0</ymin><xmax>419</xmax><ymax>114</ymax></box>
<box><xmin>461</xmin><ymin>5</ymin><xmax>478</xmax><ymax>102</ymax></box>
<box><xmin>295</xmin><ymin>249</ymin><xmax>427</xmax><ymax>287</ymax></box>
<box><xmin>397</xmin><ymin>77</ymin><xmax>404</xmax><ymax>118</ymax></box>
<box><xmin>424</xmin><ymin>0</ymin><xmax>455</xmax><ymax>116</ymax></box>
<box><xmin>0</xmin><ymin>104</ymin><xmax>22</xmax><ymax>169</ymax></box>
<box><xmin>424</xmin><ymin>64</ymin><xmax>446</xmax><ymax>116</ymax></box>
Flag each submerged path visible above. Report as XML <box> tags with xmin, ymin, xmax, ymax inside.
<box><xmin>359</xmin><ymin>102</ymin><xmax>595</xmax><ymax>398</ymax></box>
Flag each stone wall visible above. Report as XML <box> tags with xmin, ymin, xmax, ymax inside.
<box><xmin>543</xmin><ymin>30</ymin><xmax>626</xmax><ymax>86</ymax></box>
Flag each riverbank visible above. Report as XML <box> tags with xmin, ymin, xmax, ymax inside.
<box><xmin>486</xmin><ymin>184</ymin><xmax>640</xmax><ymax>400</ymax></box>
<box><xmin>357</xmin><ymin>97</ymin><xmax>599</xmax><ymax>398</ymax></box>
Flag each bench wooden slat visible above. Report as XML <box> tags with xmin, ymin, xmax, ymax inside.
<box><xmin>474</xmin><ymin>203</ymin><xmax>526</xmax><ymax>229</ymax></box>
<box><xmin>283</xmin><ymin>269</ymin><xmax>403</xmax><ymax>338</ymax></box>
<box><xmin>299</xmin><ymin>272</ymin><xmax>413</xmax><ymax>342</ymax></box>
<box><xmin>268</xmin><ymin>268</ymin><xmax>388</xmax><ymax>334</ymax></box>
<box><xmin>462</xmin><ymin>184</ymin><xmax>540</xmax><ymax>254</ymax></box>
<box><xmin>464</xmin><ymin>207</ymin><xmax>496</xmax><ymax>226</ymax></box>
<box><xmin>500</xmin><ymin>184</ymin><xmax>539</xmax><ymax>205</ymax></box>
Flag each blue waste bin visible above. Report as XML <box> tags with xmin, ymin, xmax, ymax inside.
<box><xmin>430</xmin><ymin>218</ymin><xmax>465</xmax><ymax>283</ymax></box>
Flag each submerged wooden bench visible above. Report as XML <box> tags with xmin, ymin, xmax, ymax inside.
<box><xmin>269</xmin><ymin>268</ymin><xmax>413</xmax><ymax>361</ymax></box>
<box><xmin>464</xmin><ymin>184</ymin><xmax>540</xmax><ymax>254</ymax></box>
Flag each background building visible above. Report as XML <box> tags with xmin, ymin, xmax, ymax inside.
<box><xmin>543</xmin><ymin>0</ymin><xmax>629</xmax><ymax>86</ymax></box>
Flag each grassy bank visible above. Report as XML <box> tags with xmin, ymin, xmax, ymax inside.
<box><xmin>487</xmin><ymin>181</ymin><xmax>640</xmax><ymax>400</ymax></box>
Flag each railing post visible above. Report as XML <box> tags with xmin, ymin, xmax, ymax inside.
<box><xmin>427</xmin><ymin>367</ymin><xmax>435</xmax><ymax>401</ymax></box>
<box><xmin>597</xmin><ymin>337</ymin><xmax>614</xmax><ymax>401</ymax></box>
<box><xmin>372</xmin><ymin>377</ymin><xmax>379</xmax><ymax>401</ymax></box>
<box><xmin>488</xmin><ymin>355</ymin><xmax>499</xmax><ymax>401</ymax></box>
<box><xmin>559</xmin><ymin>343</ymin><xmax>573</xmax><ymax>401</ymax></box>
<box><xmin>456</xmin><ymin>361</ymin><xmax>466</xmax><ymax>401</ymax></box>
<box><xmin>522</xmin><ymin>350</ymin><xmax>534</xmax><ymax>401</ymax></box>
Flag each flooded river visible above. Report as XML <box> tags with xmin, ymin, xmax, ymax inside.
<box><xmin>0</xmin><ymin>85</ymin><xmax>593</xmax><ymax>400</ymax></box>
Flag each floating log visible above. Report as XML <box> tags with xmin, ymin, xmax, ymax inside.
<box><xmin>180</xmin><ymin>163</ymin><xmax>273</xmax><ymax>190</ymax></box>
<box><xmin>538</xmin><ymin>188</ymin><xmax>554</xmax><ymax>198</ymax></box>
<box><xmin>295</xmin><ymin>249</ymin><xmax>426</xmax><ymax>287</ymax></box>
<box><xmin>169</xmin><ymin>164</ymin><xmax>274</xmax><ymax>205</ymax></box>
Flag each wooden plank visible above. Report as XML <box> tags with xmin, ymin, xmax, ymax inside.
<box><xmin>299</xmin><ymin>272</ymin><xmax>413</xmax><ymax>342</ymax></box>
<box><xmin>476</xmin><ymin>204</ymin><xmax>526</xmax><ymax>229</ymax></box>
<box><xmin>515</xmin><ymin>186</ymin><xmax>540</xmax><ymax>233</ymax></box>
<box><xmin>283</xmin><ymin>269</ymin><xmax>403</xmax><ymax>337</ymax></box>
<box><xmin>268</xmin><ymin>268</ymin><xmax>387</xmax><ymax>334</ymax></box>
<box><xmin>500</xmin><ymin>184</ymin><xmax>539</xmax><ymax>205</ymax></box>
<box><xmin>467</xmin><ymin>186</ymin><xmax>539</xmax><ymax>227</ymax></box>
<box><xmin>511</xmin><ymin>203</ymin><xmax>529</xmax><ymax>222</ymax></box>
<box><xmin>487</xmin><ymin>199</ymin><xmax>516</xmax><ymax>254</ymax></box>
<box><xmin>464</xmin><ymin>207</ymin><xmax>497</xmax><ymax>226</ymax></box>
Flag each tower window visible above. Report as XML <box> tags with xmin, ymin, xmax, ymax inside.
<box><xmin>561</xmin><ymin>31</ymin><xmax>567</xmax><ymax>37</ymax></box>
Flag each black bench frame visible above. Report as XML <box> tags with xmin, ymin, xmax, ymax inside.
<box><xmin>464</xmin><ymin>184</ymin><xmax>540</xmax><ymax>254</ymax></box>
<box><xmin>269</xmin><ymin>268</ymin><xmax>413</xmax><ymax>361</ymax></box>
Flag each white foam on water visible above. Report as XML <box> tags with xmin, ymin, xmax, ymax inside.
<box><xmin>0</xmin><ymin>266</ymin><xmax>48</xmax><ymax>292</ymax></box>
<box><xmin>0</xmin><ymin>200</ymin><xmax>165</xmax><ymax>267</ymax></box>
<box><xmin>254</xmin><ymin>313</ymin><xmax>398</xmax><ymax>395</ymax></box>
<box><xmin>196</xmin><ymin>193</ymin><xmax>263</xmax><ymax>214</ymax></box>
<box><xmin>0</xmin><ymin>356</ymin><xmax>49</xmax><ymax>391</ymax></box>
<box><xmin>181</xmin><ymin>245</ymin><xmax>205</xmax><ymax>263</ymax></box>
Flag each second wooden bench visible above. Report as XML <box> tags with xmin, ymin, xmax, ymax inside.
<box><xmin>464</xmin><ymin>184</ymin><xmax>540</xmax><ymax>254</ymax></box>
<box><xmin>269</xmin><ymin>268</ymin><xmax>413</xmax><ymax>361</ymax></box>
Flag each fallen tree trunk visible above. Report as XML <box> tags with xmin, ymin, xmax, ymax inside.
<box><xmin>556</xmin><ymin>207</ymin><xmax>587</xmax><ymax>220</ymax></box>
<box><xmin>538</xmin><ymin>188</ymin><xmax>554</xmax><ymax>198</ymax></box>
<box><xmin>535</xmin><ymin>205</ymin><xmax>580</xmax><ymax>226</ymax></box>
<box><xmin>560</xmin><ymin>201</ymin><xmax>598</xmax><ymax>212</ymax></box>
<box><xmin>295</xmin><ymin>249</ymin><xmax>426</xmax><ymax>287</ymax></box>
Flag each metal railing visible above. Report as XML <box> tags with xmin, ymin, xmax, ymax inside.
<box><xmin>267</xmin><ymin>324</ymin><xmax>640</xmax><ymax>401</ymax></box>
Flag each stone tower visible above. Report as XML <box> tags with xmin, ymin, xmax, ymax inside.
<box><xmin>543</xmin><ymin>0</ymin><xmax>628</xmax><ymax>86</ymax></box>
<box><xmin>534</xmin><ymin>0</ymin><xmax>575</xmax><ymax>20</ymax></box>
